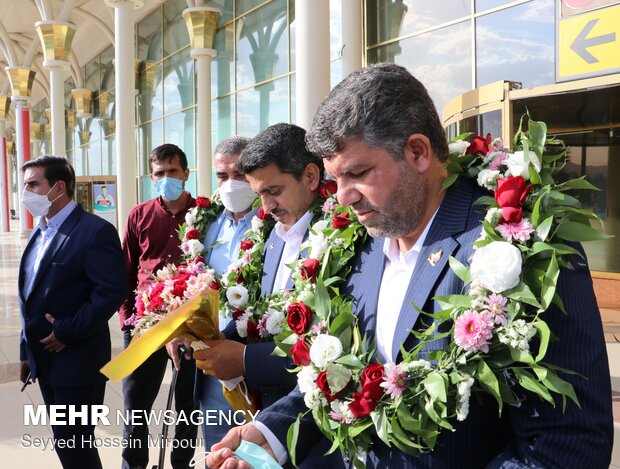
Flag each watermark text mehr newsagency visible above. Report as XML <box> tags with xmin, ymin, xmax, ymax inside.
<box><xmin>23</xmin><ymin>405</ymin><xmax>259</xmax><ymax>426</ymax></box>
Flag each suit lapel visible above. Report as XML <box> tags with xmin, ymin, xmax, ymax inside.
<box><xmin>204</xmin><ymin>213</ymin><xmax>227</xmax><ymax>264</ymax></box>
<box><xmin>390</xmin><ymin>178</ymin><xmax>477</xmax><ymax>360</ymax></box>
<box><xmin>18</xmin><ymin>227</ymin><xmax>42</xmax><ymax>301</ymax></box>
<box><xmin>28</xmin><ymin>206</ymin><xmax>82</xmax><ymax>298</ymax></box>
<box><xmin>261</xmin><ymin>229</ymin><xmax>284</xmax><ymax>296</ymax></box>
<box><xmin>354</xmin><ymin>236</ymin><xmax>385</xmax><ymax>338</ymax></box>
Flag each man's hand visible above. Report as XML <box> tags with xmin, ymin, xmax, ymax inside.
<box><xmin>20</xmin><ymin>361</ymin><xmax>30</xmax><ymax>384</ymax></box>
<box><xmin>40</xmin><ymin>314</ymin><xmax>65</xmax><ymax>352</ymax></box>
<box><xmin>165</xmin><ymin>335</ymin><xmax>193</xmax><ymax>370</ymax></box>
<box><xmin>207</xmin><ymin>424</ymin><xmax>273</xmax><ymax>468</ymax></box>
<box><xmin>194</xmin><ymin>339</ymin><xmax>245</xmax><ymax>380</ymax></box>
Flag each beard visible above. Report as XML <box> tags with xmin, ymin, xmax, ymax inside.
<box><xmin>353</xmin><ymin>167</ymin><xmax>427</xmax><ymax>239</ymax></box>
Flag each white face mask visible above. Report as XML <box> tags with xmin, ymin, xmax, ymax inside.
<box><xmin>219</xmin><ymin>179</ymin><xmax>256</xmax><ymax>213</ymax></box>
<box><xmin>22</xmin><ymin>183</ymin><xmax>61</xmax><ymax>218</ymax></box>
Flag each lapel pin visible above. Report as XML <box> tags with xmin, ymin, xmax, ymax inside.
<box><xmin>428</xmin><ymin>249</ymin><xmax>443</xmax><ymax>267</ymax></box>
<box><xmin>269</xmin><ymin>243</ymin><xmax>275</xmax><ymax>250</ymax></box>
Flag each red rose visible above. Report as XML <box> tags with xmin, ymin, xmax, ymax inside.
<box><xmin>495</xmin><ymin>176</ymin><xmax>531</xmax><ymax>224</ymax></box>
<box><xmin>236</xmin><ymin>271</ymin><xmax>245</xmax><ymax>284</ymax></box>
<box><xmin>466</xmin><ymin>134</ymin><xmax>492</xmax><ymax>156</ymax></box>
<box><xmin>315</xmin><ymin>370</ymin><xmax>338</xmax><ymax>402</ymax></box>
<box><xmin>196</xmin><ymin>196</ymin><xmax>211</xmax><ymax>208</ymax></box>
<box><xmin>232</xmin><ymin>308</ymin><xmax>245</xmax><ymax>321</ymax></box>
<box><xmin>332</xmin><ymin>212</ymin><xmax>351</xmax><ymax>230</ymax></box>
<box><xmin>209</xmin><ymin>278</ymin><xmax>221</xmax><ymax>290</ymax></box>
<box><xmin>258</xmin><ymin>207</ymin><xmax>271</xmax><ymax>220</ymax></box>
<box><xmin>320</xmin><ymin>181</ymin><xmax>338</xmax><ymax>199</ymax></box>
<box><xmin>360</xmin><ymin>363</ymin><xmax>385</xmax><ymax>400</ymax></box>
<box><xmin>300</xmin><ymin>258</ymin><xmax>320</xmax><ymax>283</ymax></box>
<box><xmin>348</xmin><ymin>391</ymin><xmax>378</xmax><ymax>419</ymax></box>
<box><xmin>287</xmin><ymin>302</ymin><xmax>313</xmax><ymax>335</ymax></box>
<box><xmin>247</xmin><ymin>320</ymin><xmax>259</xmax><ymax>340</ymax></box>
<box><xmin>149</xmin><ymin>295</ymin><xmax>163</xmax><ymax>311</ymax></box>
<box><xmin>240</xmin><ymin>240</ymin><xmax>255</xmax><ymax>251</ymax></box>
<box><xmin>185</xmin><ymin>228</ymin><xmax>200</xmax><ymax>240</ymax></box>
<box><xmin>291</xmin><ymin>339</ymin><xmax>311</xmax><ymax>366</ymax></box>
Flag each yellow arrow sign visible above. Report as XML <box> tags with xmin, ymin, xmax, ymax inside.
<box><xmin>558</xmin><ymin>3</ymin><xmax>620</xmax><ymax>81</ymax></box>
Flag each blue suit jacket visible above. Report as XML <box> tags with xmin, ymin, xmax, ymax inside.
<box><xmin>19</xmin><ymin>205</ymin><xmax>127</xmax><ymax>387</ymax></box>
<box><xmin>257</xmin><ymin>177</ymin><xmax>613</xmax><ymax>468</ymax></box>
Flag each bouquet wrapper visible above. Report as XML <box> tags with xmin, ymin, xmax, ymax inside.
<box><xmin>190</xmin><ymin>341</ymin><xmax>259</xmax><ymax>422</ymax></box>
<box><xmin>101</xmin><ymin>291</ymin><xmax>217</xmax><ymax>381</ymax></box>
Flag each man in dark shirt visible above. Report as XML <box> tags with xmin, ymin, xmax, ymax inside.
<box><xmin>119</xmin><ymin>144</ymin><xmax>198</xmax><ymax>469</ymax></box>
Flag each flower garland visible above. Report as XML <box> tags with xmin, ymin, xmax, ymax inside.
<box><xmin>178</xmin><ymin>194</ymin><xmax>225</xmax><ymax>263</ymax></box>
<box><xmin>279</xmin><ymin>118</ymin><xmax>606</xmax><ymax>467</ymax></box>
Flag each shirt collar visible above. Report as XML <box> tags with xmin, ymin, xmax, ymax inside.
<box><xmin>223</xmin><ymin>207</ymin><xmax>257</xmax><ymax>225</ymax></box>
<box><xmin>382</xmin><ymin>209</ymin><xmax>438</xmax><ymax>267</ymax></box>
<box><xmin>39</xmin><ymin>200</ymin><xmax>78</xmax><ymax>232</ymax></box>
<box><xmin>275</xmin><ymin>210</ymin><xmax>314</xmax><ymax>245</ymax></box>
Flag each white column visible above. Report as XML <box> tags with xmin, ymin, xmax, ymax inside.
<box><xmin>193</xmin><ymin>49</ymin><xmax>216</xmax><ymax>197</ymax></box>
<box><xmin>49</xmin><ymin>67</ymin><xmax>66</xmax><ymax>155</ymax></box>
<box><xmin>341</xmin><ymin>0</ymin><xmax>363</xmax><ymax>78</ymax></box>
<box><xmin>106</xmin><ymin>0</ymin><xmax>142</xmax><ymax>237</ymax></box>
<box><xmin>0</xmin><ymin>119</ymin><xmax>8</xmax><ymax>232</ymax></box>
<box><xmin>295</xmin><ymin>0</ymin><xmax>330</xmax><ymax>130</ymax></box>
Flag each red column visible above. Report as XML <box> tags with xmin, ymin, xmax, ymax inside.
<box><xmin>17</xmin><ymin>106</ymin><xmax>33</xmax><ymax>229</ymax></box>
<box><xmin>0</xmin><ymin>135</ymin><xmax>9</xmax><ymax>232</ymax></box>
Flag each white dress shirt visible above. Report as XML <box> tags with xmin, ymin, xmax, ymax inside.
<box><xmin>271</xmin><ymin>210</ymin><xmax>314</xmax><ymax>293</ymax></box>
<box><xmin>376</xmin><ymin>211</ymin><xmax>436</xmax><ymax>363</ymax></box>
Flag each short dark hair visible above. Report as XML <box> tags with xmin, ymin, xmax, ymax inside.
<box><xmin>306</xmin><ymin>63</ymin><xmax>450</xmax><ymax>162</ymax></box>
<box><xmin>149</xmin><ymin>144</ymin><xmax>188</xmax><ymax>172</ymax></box>
<box><xmin>22</xmin><ymin>156</ymin><xmax>76</xmax><ymax>198</ymax></box>
<box><xmin>237</xmin><ymin>123</ymin><xmax>324</xmax><ymax>180</ymax></box>
<box><xmin>214</xmin><ymin>136</ymin><xmax>251</xmax><ymax>157</ymax></box>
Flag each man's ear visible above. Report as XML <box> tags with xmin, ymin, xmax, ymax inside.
<box><xmin>303</xmin><ymin>163</ymin><xmax>322</xmax><ymax>191</ymax></box>
<box><xmin>183</xmin><ymin>167</ymin><xmax>190</xmax><ymax>182</ymax></box>
<box><xmin>403</xmin><ymin>134</ymin><xmax>434</xmax><ymax>174</ymax></box>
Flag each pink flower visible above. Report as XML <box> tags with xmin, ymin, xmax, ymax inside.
<box><xmin>489</xmin><ymin>152</ymin><xmax>508</xmax><ymax>170</ymax></box>
<box><xmin>496</xmin><ymin>218</ymin><xmax>534</xmax><ymax>243</ymax></box>
<box><xmin>484</xmin><ymin>293</ymin><xmax>508</xmax><ymax>326</ymax></box>
<box><xmin>454</xmin><ymin>310</ymin><xmax>494</xmax><ymax>353</ymax></box>
<box><xmin>380</xmin><ymin>363</ymin><xmax>408</xmax><ymax>399</ymax></box>
<box><xmin>241</xmin><ymin>250</ymin><xmax>251</xmax><ymax>265</ymax></box>
<box><xmin>257</xmin><ymin>315</ymin><xmax>270</xmax><ymax>338</ymax></box>
<box><xmin>310</xmin><ymin>321</ymin><xmax>326</xmax><ymax>335</ymax></box>
<box><xmin>322</xmin><ymin>199</ymin><xmax>336</xmax><ymax>213</ymax></box>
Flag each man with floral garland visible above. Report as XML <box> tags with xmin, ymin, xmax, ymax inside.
<box><xmin>207</xmin><ymin>65</ymin><xmax>613</xmax><ymax>469</ymax></box>
<box><xmin>193</xmin><ymin>123</ymin><xmax>345</xmax><ymax>468</ymax></box>
<box><xmin>120</xmin><ymin>143</ymin><xmax>199</xmax><ymax>469</ymax></box>
<box><xmin>166</xmin><ymin>136</ymin><xmax>259</xmax><ymax>451</ymax></box>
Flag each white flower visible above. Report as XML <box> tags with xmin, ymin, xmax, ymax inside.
<box><xmin>185</xmin><ymin>210</ymin><xmax>197</xmax><ymax>226</ymax></box>
<box><xmin>309</xmin><ymin>334</ymin><xmax>343</xmax><ymax>367</ymax></box>
<box><xmin>297</xmin><ymin>366</ymin><xmax>318</xmax><ymax>394</ymax></box>
<box><xmin>505</xmin><ymin>150</ymin><xmax>541</xmax><ymax>179</ymax></box>
<box><xmin>470</xmin><ymin>241</ymin><xmax>522</xmax><ymax>293</ymax></box>
<box><xmin>309</xmin><ymin>233</ymin><xmax>329</xmax><ymax>259</ymax></box>
<box><xmin>311</xmin><ymin>220</ymin><xmax>329</xmax><ymax>234</ymax></box>
<box><xmin>476</xmin><ymin>169</ymin><xmax>501</xmax><ymax>190</ymax></box>
<box><xmin>251</xmin><ymin>216</ymin><xmax>264</xmax><ymax>233</ymax></box>
<box><xmin>449</xmin><ymin>140</ymin><xmax>470</xmax><ymax>155</ymax></box>
<box><xmin>235</xmin><ymin>311</ymin><xmax>251</xmax><ymax>338</ymax></box>
<box><xmin>498</xmin><ymin>319</ymin><xmax>536</xmax><ymax>353</ymax></box>
<box><xmin>185</xmin><ymin>239</ymin><xmax>204</xmax><ymax>258</ymax></box>
<box><xmin>265</xmin><ymin>308</ymin><xmax>285</xmax><ymax>335</ymax></box>
<box><xmin>484</xmin><ymin>207</ymin><xmax>503</xmax><ymax>225</ymax></box>
<box><xmin>303</xmin><ymin>388</ymin><xmax>325</xmax><ymax>410</ymax></box>
<box><xmin>456</xmin><ymin>377</ymin><xmax>475</xmax><ymax>421</ymax></box>
<box><xmin>226</xmin><ymin>284</ymin><xmax>249</xmax><ymax>308</ymax></box>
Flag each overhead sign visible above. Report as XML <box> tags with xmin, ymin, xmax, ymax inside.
<box><xmin>561</xmin><ymin>0</ymin><xmax>620</xmax><ymax>18</ymax></box>
<box><xmin>557</xmin><ymin>3</ymin><xmax>620</xmax><ymax>81</ymax></box>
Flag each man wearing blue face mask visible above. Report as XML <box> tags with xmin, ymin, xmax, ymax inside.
<box><xmin>167</xmin><ymin>136</ymin><xmax>259</xmax><ymax>452</ymax></box>
<box><xmin>119</xmin><ymin>144</ymin><xmax>199</xmax><ymax>469</ymax></box>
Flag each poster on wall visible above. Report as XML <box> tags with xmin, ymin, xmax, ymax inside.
<box><xmin>76</xmin><ymin>181</ymin><xmax>92</xmax><ymax>213</ymax></box>
<box><xmin>93</xmin><ymin>181</ymin><xmax>117</xmax><ymax>228</ymax></box>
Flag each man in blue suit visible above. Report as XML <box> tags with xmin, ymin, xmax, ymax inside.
<box><xmin>18</xmin><ymin>156</ymin><xmax>127</xmax><ymax>469</ymax></box>
<box><xmin>207</xmin><ymin>64</ymin><xmax>613</xmax><ymax>468</ymax></box>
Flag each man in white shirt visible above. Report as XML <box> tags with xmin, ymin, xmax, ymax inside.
<box><xmin>207</xmin><ymin>64</ymin><xmax>613</xmax><ymax>469</ymax></box>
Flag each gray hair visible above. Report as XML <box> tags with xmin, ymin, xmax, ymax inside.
<box><xmin>214</xmin><ymin>136</ymin><xmax>251</xmax><ymax>157</ymax></box>
<box><xmin>306</xmin><ymin>63</ymin><xmax>449</xmax><ymax>162</ymax></box>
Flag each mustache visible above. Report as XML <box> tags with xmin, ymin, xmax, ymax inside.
<box><xmin>351</xmin><ymin>202</ymin><xmax>377</xmax><ymax>213</ymax></box>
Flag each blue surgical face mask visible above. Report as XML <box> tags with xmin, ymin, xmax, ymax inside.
<box><xmin>233</xmin><ymin>441</ymin><xmax>282</xmax><ymax>469</ymax></box>
<box><xmin>155</xmin><ymin>177</ymin><xmax>184</xmax><ymax>201</ymax></box>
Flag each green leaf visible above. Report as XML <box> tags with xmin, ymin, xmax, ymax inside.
<box><xmin>514</xmin><ymin>368</ymin><xmax>554</xmax><ymax>405</ymax></box>
<box><xmin>533</xmin><ymin>320</ymin><xmax>551</xmax><ymax>362</ymax></box>
<box><xmin>542</xmin><ymin>371</ymin><xmax>580</xmax><ymax>410</ymax></box>
<box><xmin>329</xmin><ymin>310</ymin><xmax>356</xmax><ymax>337</ymax></box>
<box><xmin>535</xmin><ymin>216</ymin><xmax>553</xmax><ymax>243</ymax></box>
<box><xmin>555</xmin><ymin>221</ymin><xmax>611</xmax><ymax>242</ymax></box>
<box><xmin>422</xmin><ymin>371</ymin><xmax>447</xmax><ymax>403</ymax></box>
<box><xmin>448</xmin><ymin>256</ymin><xmax>471</xmax><ymax>284</ymax></box>
<box><xmin>435</xmin><ymin>294</ymin><xmax>471</xmax><ymax>310</ymax></box>
<box><xmin>442</xmin><ymin>173</ymin><xmax>460</xmax><ymax>190</ymax></box>
<box><xmin>286</xmin><ymin>414</ymin><xmax>302</xmax><ymax>467</ymax></box>
<box><xmin>527</xmin><ymin>118</ymin><xmax>547</xmax><ymax>154</ymax></box>
<box><xmin>313</xmin><ymin>280</ymin><xmax>332</xmax><ymax>319</ymax></box>
<box><xmin>505</xmin><ymin>282</ymin><xmax>542</xmax><ymax>309</ymax></box>
<box><xmin>326</xmin><ymin>363</ymin><xmax>352</xmax><ymax>394</ymax></box>
<box><xmin>540</xmin><ymin>253</ymin><xmax>559</xmax><ymax>310</ymax></box>
<box><xmin>557</xmin><ymin>177</ymin><xmax>600</xmax><ymax>191</ymax></box>
<box><xmin>476</xmin><ymin>360</ymin><xmax>502</xmax><ymax>412</ymax></box>
<box><xmin>548</xmin><ymin>191</ymin><xmax>581</xmax><ymax>207</ymax></box>
<box><xmin>371</xmin><ymin>407</ymin><xmax>392</xmax><ymax>446</ymax></box>
<box><xmin>335</xmin><ymin>353</ymin><xmax>364</xmax><ymax>368</ymax></box>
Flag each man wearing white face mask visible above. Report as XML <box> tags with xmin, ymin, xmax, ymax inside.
<box><xmin>18</xmin><ymin>156</ymin><xmax>126</xmax><ymax>469</ymax></box>
<box><xmin>166</xmin><ymin>136</ymin><xmax>258</xmax><ymax>451</ymax></box>
<box><xmin>119</xmin><ymin>144</ymin><xmax>199</xmax><ymax>469</ymax></box>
